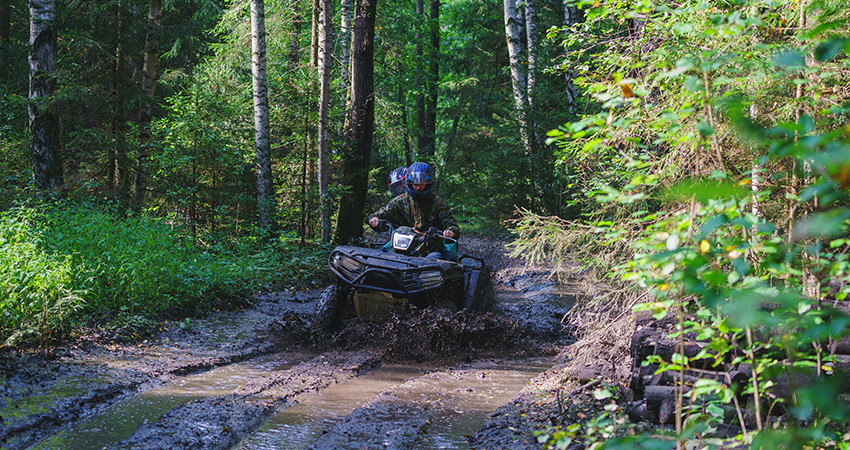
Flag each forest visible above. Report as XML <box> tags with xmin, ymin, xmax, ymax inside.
<box><xmin>3</xmin><ymin>0</ymin><xmax>850</xmax><ymax>447</ymax></box>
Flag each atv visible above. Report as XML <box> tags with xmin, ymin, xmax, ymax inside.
<box><xmin>311</xmin><ymin>221</ymin><xmax>491</xmax><ymax>336</ymax></box>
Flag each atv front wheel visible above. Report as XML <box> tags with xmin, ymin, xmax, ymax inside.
<box><xmin>311</xmin><ymin>285</ymin><xmax>348</xmax><ymax>337</ymax></box>
<box><xmin>463</xmin><ymin>268</ymin><xmax>493</xmax><ymax>311</ymax></box>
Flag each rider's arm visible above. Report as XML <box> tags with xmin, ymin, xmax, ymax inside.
<box><xmin>433</xmin><ymin>195</ymin><xmax>460</xmax><ymax>239</ymax></box>
<box><xmin>367</xmin><ymin>195</ymin><xmax>409</xmax><ymax>229</ymax></box>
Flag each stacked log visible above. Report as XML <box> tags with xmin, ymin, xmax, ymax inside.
<box><xmin>627</xmin><ymin>308</ymin><xmax>850</xmax><ymax>431</ymax></box>
<box><xmin>627</xmin><ymin>312</ymin><xmax>751</xmax><ymax>430</ymax></box>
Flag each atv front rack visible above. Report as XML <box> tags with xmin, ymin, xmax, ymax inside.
<box><xmin>329</xmin><ymin>246</ymin><xmax>452</xmax><ymax>295</ymax></box>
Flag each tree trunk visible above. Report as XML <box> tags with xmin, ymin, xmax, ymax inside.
<box><xmin>251</xmin><ymin>0</ymin><xmax>274</xmax><ymax>230</ymax></box>
<box><xmin>524</xmin><ymin>0</ymin><xmax>537</xmax><ymax>149</ymax></box>
<box><xmin>108</xmin><ymin>4</ymin><xmax>132</xmax><ymax>206</ymax></box>
<box><xmin>415</xmin><ymin>0</ymin><xmax>425</xmax><ymax>155</ymax></box>
<box><xmin>422</xmin><ymin>0</ymin><xmax>438</xmax><ymax>158</ymax></box>
<box><xmin>338</xmin><ymin>0</ymin><xmax>352</xmax><ymax>109</ymax></box>
<box><xmin>317</xmin><ymin>0</ymin><xmax>334</xmax><ymax>243</ymax></box>
<box><xmin>28</xmin><ymin>0</ymin><xmax>63</xmax><ymax>190</ymax></box>
<box><xmin>287</xmin><ymin>0</ymin><xmax>301</xmax><ymax>70</ymax></box>
<box><xmin>132</xmin><ymin>0</ymin><xmax>161</xmax><ymax>209</ymax></box>
<box><xmin>502</xmin><ymin>0</ymin><xmax>530</xmax><ymax>157</ymax></box>
<box><xmin>562</xmin><ymin>2</ymin><xmax>581</xmax><ymax>112</ymax></box>
<box><xmin>1</xmin><ymin>0</ymin><xmax>10</xmax><ymax>84</ymax></box>
<box><xmin>335</xmin><ymin>0</ymin><xmax>376</xmax><ymax>244</ymax></box>
<box><xmin>310</xmin><ymin>0</ymin><xmax>319</xmax><ymax>65</ymax></box>
<box><xmin>302</xmin><ymin>0</ymin><xmax>320</xmax><ymax>239</ymax></box>
<box><xmin>398</xmin><ymin>61</ymin><xmax>411</xmax><ymax>164</ymax></box>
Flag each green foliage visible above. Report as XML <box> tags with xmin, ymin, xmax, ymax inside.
<box><xmin>0</xmin><ymin>208</ymin><xmax>83</xmax><ymax>346</ymax></box>
<box><xmin>519</xmin><ymin>0</ymin><xmax>850</xmax><ymax>447</ymax></box>
<box><xmin>0</xmin><ymin>200</ymin><xmax>331</xmax><ymax>346</ymax></box>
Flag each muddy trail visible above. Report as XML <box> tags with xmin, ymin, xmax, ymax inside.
<box><xmin>0</xmin><ymin>236</ymin><xmax>616</xmax><ymax>450</ymax></box>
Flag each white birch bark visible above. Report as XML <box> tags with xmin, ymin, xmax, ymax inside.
<box><xmin>318</xmin><ymin>0</ymin><xmax>334</xmax><ymax>242</ymax></box>
<box><xmin>251</xmin><ymin>0</ymin><xmax>274</xmax><ymax>229</ymax></box>
<box><xmin>28</xmin><ymin>0</ymin><xmax>62</xmax><ymax>189</ymax></box>
<box><xmin>503</xmin><ymin>0</ymin><xmax>530</xmax><ymax>154</ymax></box>
<box><xmin>338</xmin><ymin>0</ymin><xmax>352</xmax><ymax>108</ymax></box>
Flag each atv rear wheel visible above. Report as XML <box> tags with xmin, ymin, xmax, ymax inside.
<box><xmin>311</xmin><ymin>285</ymin><xmax>348</xmax><ymax>337</ymax></box>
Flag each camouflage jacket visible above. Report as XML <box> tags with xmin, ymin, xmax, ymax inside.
<box><xmin>368</xmin><ymin>191</ymin><xmax>460</xmax><ymax>254</ymax></box>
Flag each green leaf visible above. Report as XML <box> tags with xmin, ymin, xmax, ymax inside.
<box><xmin>696</xmin><ymin>120</ymin><xmax>715</xmax><ymax>137</ymax></box>
<box><xmin>814</xmin><ymin>37</ymin><xmax>850</xmax><ymax>62</ymax></box>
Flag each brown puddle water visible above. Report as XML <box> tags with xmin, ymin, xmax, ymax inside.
<box><xmin>235</xmin><ymin>358</ymin><xmax>551</xmax><ymax>450</ymax></box>
<box><xmin>28</xmin><ymin>352</ymin><xmax>303</xmax><ymax>450</ymax></box>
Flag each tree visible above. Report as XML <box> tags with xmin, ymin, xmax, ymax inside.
<box><xmin>252</xmin><ymin>0</ymin><xmax>274</xmax><ymax>230</ymax></box>
<box><xmin>317</xmin><ymin>0</ymin><xmax>333</xmax><ymax>242</ymax></box>
<box><xmin>287</xmin><ymin>0</ymin><xmax>302</xmax><ymax>70</ymax></box>
<box><xmin>501</xmin><ymin>0</ymin><xmax>530</xmax><ymax>157</ymax></box>
<box><xmin>423</xmin><ymin>0</ymin><xmax>438</xmax><ymax>158</ymax></box>
<box><xmin>335</xmin><ymin>0</ymin><xmax>376</xmax><ymax>244</ymax></box>
<box><xmin>28</xmin><ymin>0</ymin><xmax>62</xmax><ymax>189</ymax></box>
<box><xmin>338</xmin><ymin>0</ymin><xmax>352</xmax><ymax>109</ymax></box>
<box><xmin>524</xmin><ymin>0</ymin><xmax>537</xmax><ymax>149</ymax></box>
<box><xmin>132</xmin><ymin>0</ymin><xmax>162</xmax><ymax>209</ymax></box>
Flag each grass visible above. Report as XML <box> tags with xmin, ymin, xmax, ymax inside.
<box><xmin>0</xmin><ymin>201</ymin><xmax>331</xmax><ymax>347</ymax></box>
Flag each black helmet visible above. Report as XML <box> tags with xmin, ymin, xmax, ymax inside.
<box><xmin>388</xmin><ymin>166</ymin><xmax>407</xmax><ymax>197</ymax></box>
<box><xmin>405</xmin><ymin>162</ymin><xmax>434</xmax><ymax>200</ymax></box>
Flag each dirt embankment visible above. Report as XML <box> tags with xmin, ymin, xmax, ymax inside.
<box><xmin>0</xmin><ymin>234</ymin><xmax>629</xmax><ymax>450</ymax></box>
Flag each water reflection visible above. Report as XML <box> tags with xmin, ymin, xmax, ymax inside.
<box><xmin>29</xmin><ymin>353</ymin><xmax>301</xmax><ymax>450</ymax></box>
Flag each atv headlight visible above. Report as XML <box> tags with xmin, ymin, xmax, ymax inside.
<box><xmin>417</xmin><ymin>270</ymin><xmax>443</xmax><ymax>289</ymax></box>
<box><xmin>392</xmin><ymin>232</ymin><xmax>415</xmax><ymax>251</ymax></box>
<box><xmin>333</xmin><ymin>253</ymin><xmax>364</xmax><ymax>281</ymax></box>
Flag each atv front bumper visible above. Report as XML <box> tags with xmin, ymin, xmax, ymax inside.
<box><xmin>328</xmin><ymin>246</ymin><xmax>463</xmax><ymax>295</ymax></box>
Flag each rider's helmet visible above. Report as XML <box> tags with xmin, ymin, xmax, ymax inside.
<box><xmin>405</xmin><ymin>162</ymin><xmax>434</xmax><ymax>200</ymax></box>
<box><xmin>388</xmin><ymin>166</ymin><xmax>407</xmax><ymax>197</ymax></box>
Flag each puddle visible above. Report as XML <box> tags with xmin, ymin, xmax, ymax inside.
<box><xmin>236</xmin><ymin>358</ymin><xmax>550</xmax><ymax>450</ymax></box>
<box><xmin>2</xmin><ymin>374</ymin><xmax>108</xmax><ymax>421</ymax></box>
<box><xmin>234</xmin><ymin>364</ymin><xmax>426</xmax><ymax>450</ymax></box>
<box><xmin>495</xmin><ymin>283</ymin><xmax>578</xmax><ymax>308</ymax></box>
<box><xmin>28</xmin><ymin>353</ymin><xmax>304</xmax><ymax>450</ymax></box>
<box><xmin>386</xmin><ymin>358</ymin><xmax>552</xmax><ymax>449</ymax></box>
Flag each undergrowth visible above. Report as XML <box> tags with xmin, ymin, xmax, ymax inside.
<box><xmin>0</xmin><ymin>200</ymin><xmax>330</xmax><ymax>347</ymax></box>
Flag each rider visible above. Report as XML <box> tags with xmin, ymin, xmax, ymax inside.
<box><xmin>388</xmin><ymin>166</ymin><xmax>407</xmax><ymax>197</ymax></box>
<box><xmin>368</xmin><ymin>162</ymin><xmax>459</xmax><ymax>261</ymax></box>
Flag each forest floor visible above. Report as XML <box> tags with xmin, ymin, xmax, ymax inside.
<box><xmin>0</xmin><ymin>235</ymin><xmax>636</xmax><ymax>450</ymax></box>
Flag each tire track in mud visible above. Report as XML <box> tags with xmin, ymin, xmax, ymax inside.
<box><xmin>107</xmin><ymin>352</ymin><xmax>382</xmax><ymax>450</ymax></box>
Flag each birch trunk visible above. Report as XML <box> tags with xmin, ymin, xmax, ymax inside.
<box><xmin>28</xmin><ymin>0</ymin><xmax>63</xmax><ymax>189</ymax></box>
<box><xmin>338</xmin><ymin>0</ymin><xmax>352</xmax><ymax>109</ymax></box>
<box><xmin>502</xmin><ymin>0</ymin><xmax>530</xmax><ymax>155</ymax></box>
<box><xmin>132</xmin><ymin>0</ymin><xmax>161</xmax><ymax>209</ymax></box>
<box><xmin>251</xmin><ymin>0</ymin><xmax>274</xmax><ymax>229</ymax></box>
<box><xmin>562</xmin><ymin>3</ymin><xmax>581</xmax><ymax>112</ymax></box>
<box><xmin>524</xmin><ymin>0</ymin><xmax>537</xmax><ymax>147</ymax></box>
<box><xmin>318</xmin><ymin>0</ymin><xmax>334</xmax><ymax>242</ymax></box>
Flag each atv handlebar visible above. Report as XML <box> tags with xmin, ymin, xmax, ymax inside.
<box><xmin>372</xmin><ymin>220</ymin><xmax>456</xmax><ymax>243</ymax></box>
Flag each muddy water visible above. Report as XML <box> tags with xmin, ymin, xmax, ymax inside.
<box><xmin>234</xmin><ymin>364</ymin><xmax>426</xmax><ymax>450</ymax></box>
<box><xmin>237</xmin><ymin>358</ymin><xmax>551</xmax><ymax>450</ymax></box>
<box><xmin>29</xmin><ymin>353</ymin><xmax>304</xmax><ymax>450</ymax></box>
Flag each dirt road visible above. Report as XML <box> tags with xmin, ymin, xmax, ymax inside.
<box><xmin>1</xmin><ymin>236</ymin><xmax>619</xmax><ymax>450</ymax></box>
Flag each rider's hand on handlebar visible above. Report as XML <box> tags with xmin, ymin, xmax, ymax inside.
<box><xmin>443</xmin><ymin>229</ymin><xmax>455</xmax><ymax>239</ymax></box>
<box><xmin>369</xmin><ymin>217</ymin><xmax>379</xmax><ymax>228</ymax></box>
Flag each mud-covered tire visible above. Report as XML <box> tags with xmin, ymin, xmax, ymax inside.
<box><xmin>463</xmin><ymin>268</ymin><xmax>493</xmax><ymax>311</ymax></box>
<box><xmin>311</xmin><ymin>285</ymin><xmax>347</xmax><ymax>337</ymax></box>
